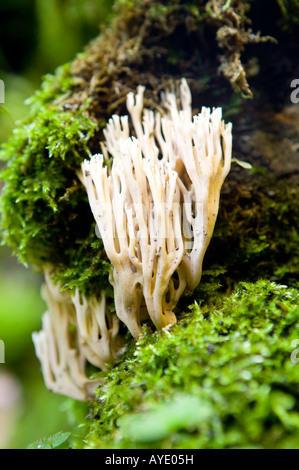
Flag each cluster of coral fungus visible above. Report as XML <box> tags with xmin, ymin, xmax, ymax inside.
<box><xmin>31</xmin><ymin>79</ymin><xmax>233</xmax><ymax>400</ymax></box>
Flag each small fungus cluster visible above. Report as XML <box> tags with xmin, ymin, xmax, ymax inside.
<box><xmin>33</xmin><ymin>79</ymin><xmax>233</xmax><ymax>400</ymax></box>
<box><xmin>32</xmin><ymin>268</ymin><xmax>124</xmax><ymax>401</ymax></box>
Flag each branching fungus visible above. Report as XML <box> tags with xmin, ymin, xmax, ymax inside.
<box><xmin>32</xmin><ymin>269</ymin><xmax>124</xmax><ymax>401</ymax></box>
<box><xmin>82</xmin><ymin>79</ymin><xmax>232</xmax><ymax>339</ymax></box>
<box><xmin>32</xmin><ymin>79</ymin><xmax>233</xmax><ymax>400</ymax></box>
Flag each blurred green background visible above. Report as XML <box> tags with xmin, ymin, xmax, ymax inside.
<box><xmin>0</xmin><ymin>0</ymin><xmax>115</xmax><ymax>449</ymax></box>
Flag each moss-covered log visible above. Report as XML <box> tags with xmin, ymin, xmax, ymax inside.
<box><xmin>1</xmin><ymin>0</ymin><xmax>299</xmax><ymax>448</ymax></box>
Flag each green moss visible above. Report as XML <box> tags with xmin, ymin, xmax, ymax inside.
<box><xmin>200</xmin><ymin>171</ymin><xmax>299</xmax><ymax>294</ymax></box>
<box><xmin>83</xmin><ymin>280</ymin><xmax>299</xmax><ymax>449</ymax></box>
<box><xmin>0</xmin><ymin>64</ymin><xmax>112</xmax><ymax>295</ymax></box>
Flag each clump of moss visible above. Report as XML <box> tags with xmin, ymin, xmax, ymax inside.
<box><xmin>82</xmin><ymin>280</ymin><xmax>299</xmax><ymax>449</ymax></box>
<box><xmin>0</xmin><ymin>0</ymin><xmax>291</xmax><ymax>299</ymax></box>
<box><xmin>67</xmin><ymin>0</ymin><xmax>273</xmax><ymax>111</ymax></box>
<box><xmin>205</xmin><ymin>0</ymin><xmax>275</xmax><ymax>97</ymax></box>
<box><xmin>0</xmin><ymin>64</ymin><xmax>112</xmax><ymax>294</ymax></box>
<box><xmin>199</xmin><ymin>169</ymin><xmax>299</xmax><ymax>293</ymax></box>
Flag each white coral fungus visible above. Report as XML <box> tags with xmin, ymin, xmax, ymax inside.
<box><xmin>32</xmin><ymin>269</ymin><xmax>123</xmax><ymax>401</ymax></box>
<box><xmin>82</xmin><ymin>79</ymin><xmax>232</xmax><ymax>339</ymax></box>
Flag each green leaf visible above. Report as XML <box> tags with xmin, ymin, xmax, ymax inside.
<box><xmin>117</xmin><ymin>394</ymin><xmax>213</xmax><ymax>443</ymax></box>
<box><xmin>231</xmin><ymin>158</ymin><xmax>253</xmax><ymax>169</ymax></box>
<box><xmin>27</xmin><ymin>431</ymin><xmax>71</xmax><ymax>449</ymax></box>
